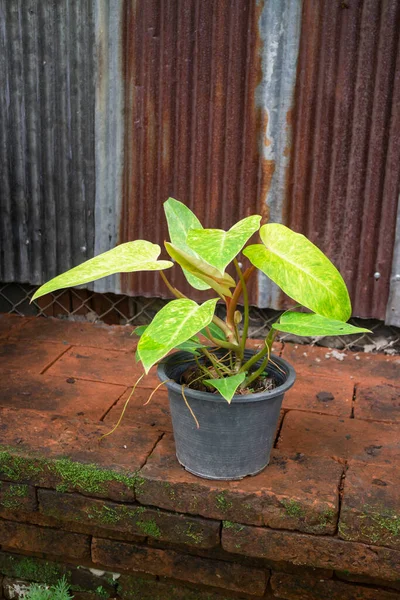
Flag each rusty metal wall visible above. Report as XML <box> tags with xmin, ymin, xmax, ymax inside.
<box><xmin>118</xmin><ymin>0</ymin><xmax>265</xmax><ymax>302</ymax></box>
<box><xmin>285</xmin><ymin>0</ymin><xmax>400</xmax><ymax>321</ymax></box>
<box><xmin>1</xmin><ymin>0</ymin><xmax>400</xmax><ymax>324</ymax></box>
<box><xmin>0</xmin><ymin>0</ymin><xmax>96</xmax><ymax>285</ymax></box>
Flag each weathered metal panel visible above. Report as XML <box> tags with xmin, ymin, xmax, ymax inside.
<box><xmin>286</xmin><ymin>0</ymin><xmax>400</xmax><ymax>320</ymax></box>
<box><xmin>92</xmin><ymin>0</ymin><xmax>124</xmax><ymax>294</ymax></box>
<box><xmin>255</xmin><ymin>0</ymin><xmax>302</xmax><ymax>308</ymax></box>
<box><xmin>0</xmin><ymin>0</ymin><xmax>96</xmax><ymax>286</ymax></box>
<box><xmin>118</xmin><ymin>0</ymin><xmax>301</xmax><ymax>304</ymax></box>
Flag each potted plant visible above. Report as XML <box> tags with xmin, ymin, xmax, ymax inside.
<box><xmin>32</xmin><ymin>198</ymin><xmax>369</xmax><ymax>480</ymax></box>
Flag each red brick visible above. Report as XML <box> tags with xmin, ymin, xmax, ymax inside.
<box><xmin>0</xmin><ymin>519</ymin><xmax>90</xmax><ymax>560</ymax></box>
<box><xmin>339</xmin><ymin>462</ymin><xmax>400</xmax><ymax>549</ymax></box>
<box><xmin>91</xmin><ymin>537</ymin><xmax>267</xmax><ymax>596</ymax></box>
<box><xmin>38</xmin><ymin>489</ymin><xmax>220</xmax><ymax>549</ymax></box>
<box><xmin>0</xmin><ymin>340</ymin><xmax>70</xmax><ymax>374</ymax></box>
<box><xmin>0</xmin><ymin>507</ymin><xmax>146</xmax><ymax>543</ymax></box>
<box><xmin>0</xmin><ymin>371</ymin><xmax>126</xmax><ymax>420</ymax></box>
<box><xmin>222</xmin><ymin>523</ymin><xmax>400</xmax><ymax>581</ymax></box>
<box><xmin>8</xmin><ymin>316</ymin><xmax>138</xmax><ymax>352</ymax></box>
<box><xmin>0</xmin><ymin>407</ymin><xmax>161</xmax><ymax>501</ymax></box>
<box><xmin>270</xmin><ymin>572</ymin><xmax>400</xmax><ymax>600</ymax></box>
<box><xmin>282</xmin><ymin>344</ymin><xmax>400</xmax><ymax>385</ymax></box>
<box><xmin>104</xmin><ymin>387</ymin><xmax>172</xmax><ymax>432</ymax></box>
<box><xmin>117</xmin><ymin>574</ymin><xmax>241</xmax><ymax>600</ymax></box>
<box><xmin>283</xmin><ymin>372</ymin><xmax>353</xmax><ymax>417</ymax></box>
<box><xmin>136</xmin><ymin>435</ymin><xmax>341</xmax><ymax>534</ymax></box>
<box><xmin>354</xmin><ymin>383</ymin><xmax>400</xmax><ymax>423</ymax></box>
<box><xmin>277</xmin><ymin>411</ymin><xmax>400</xmax><ymax>464</ymax></box>
<box><xmin>336</xmin><ymin>571</ymin><xmax>400</xmax><ymax>592</ymax></box>
<box><xmin>46</xmin><ymin>346</ymin><xmax>159</xmax><ymax>387</ymax></box>
<box><xmin>0</xmin><ymin>482</ymin><xmax>36</xmax><ymax>512</ymax></box>
<box><xmin>0</xmin><ymin>314</ymin><xmax>28</xmax><ymax>339</ymax></box>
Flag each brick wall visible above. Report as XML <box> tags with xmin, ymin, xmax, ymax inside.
<box><xmin>0</xmin><ymin>315</ymin><xmax>400</xmax><ymax>599</ymax></box>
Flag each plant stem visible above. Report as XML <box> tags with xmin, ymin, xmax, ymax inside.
<box><xmin>200</xmin><ymin>348</ymin><xmax>225</xmax><ymax>377</ymax></box>
<box><xmin>204</xmin><ymin>327</ymin><xmax>239</xmax><ymax>351</ymax></box>
<box><xmin>233</xmin><ymin>259</ymin><xmax>250</xmax><ymax>359</ymax></box>
<box><xmin>243</xmin><ymin>352</ymin><xmax>269</xmax><ymax>388</ymax></box>
<box><xmin>159</xmin><ymin>271</ymin><xmax>187</xmax><ymax>299</ymax></box>
<box><xmin>226</xmin><ymin>265</ymin><xmax>255</xmax><ymax>327</ymax></box>
<box><xmin>239</xmin><ymin>328</ymin><xmax>276</xmax><ymax>374</ymax></box>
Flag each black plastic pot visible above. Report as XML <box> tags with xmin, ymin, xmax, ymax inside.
<box><xmin>157</xmin><ymin>350</ymin><xmax>296</xmax><ymax>480</ymax></box>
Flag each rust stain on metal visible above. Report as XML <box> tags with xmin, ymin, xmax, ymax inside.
<box><xmin>285</xmin><ymin>0</ymin><xmax>400</xmax><ymax>319</ymax></box>
<box><xmin>119</xmin><ymin>0</ymin><xmax>266</xmax><ymax>303</ymax></box>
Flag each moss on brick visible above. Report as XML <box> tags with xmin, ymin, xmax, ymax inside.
<box><xmin>52</xmin><ymin>457</ymin><xmax>136</xmax><ymax>495</ymax></box>
<box><xmin>222</xmin><ymin>521</ymin><xmax>244</xmax><ymax>533</ymax></box>
<box><xmin>282</xmin><ymin>499</ymin><xmax>305</xmax><ymax>518</ymax></box>
<box><xmin>0</xmin><ymin>553</ymin><xmax>67</xmax><ymax>585</ymax></box>
<box><xmin>215</xmin><ymin>492</ymin><xmax>232</xmax><ymax>511</ymax></box>
<box><xmin>0</xmin><ymin>482</ymin><xmax>30</xmax><ymax>510</ymax></box>
<box><xmin>0</xmin><ymin>445</ymin><xmax>137</xmax><ymax>498</ymax></box>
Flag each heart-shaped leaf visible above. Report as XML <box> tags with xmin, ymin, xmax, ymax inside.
<box><xmin>32</xmin><ymin>241</ymin><xmax>173</xmax><ymax>302</ymax></box>
<box><xmin>244</xmin><ymin>224</ymin><xmax>351</xmax><ymax>321</ymax></box>
<box><xmin>133</xmin><ymin>325</ymin><xmax>148</xmax><ymax>337</ymax></box>
<box><xmin>200</xmin><ymin>321</ymin><xmax>227</xmax><ymax>341</ymax></box>
<box><xmin>204</xmin><ymin>372</ymin><xmax>246</xmax><ymax>403</ymax></box>
<box><xmin>175</xmin><ymin>337</ymin><xmax>207</xmax><ymax>356</ymax></box>
<box><xmin>272</xmin><ymin>312</ymin><xmax>371</xmax><ymax>337</ymax></box>
<box><xmin>165</xmin><ymin>242</ymin><xmax>235</xmax><ymax>298</ymax></box>
<box><xmin>187</xmin><ymin>215</ymin><xmax>261</xmax><ymax>272</ymax></box>
<box><xmin>137</xmin><ymin>298</ymin><xmax>218</xmax><ymax>373</ymax></box>
<box><xmin>164</xmin><ymin>197</ymin><xmax>209</xmax><ymax>290</ymax></box>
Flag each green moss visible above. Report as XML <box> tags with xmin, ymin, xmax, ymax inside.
<box><xmin>317</xmin><ymin>508</ymin><xmax>335</xmax><ymax>529</ymax></box>
<box><xmin>0</xmin><ymin>446</ymin><xmax>137</xmax><ymax>497</ymax></box>
<box><xmin>0</xmin><ymin>482</ymin><xmax>30</xmax><ymax>509</ymax></box>
<box><xmin>163</xmin><ymin>482</ymin><xmax>176</xmax><ymax>500</ymax></box>
<box><xmin>52</xmin><ymin>458</ymin><xmax>136</xmax><ymax>495</ymax></box>
<box><xmin>222</xmin><ymin>520</ymin><xmax>244</xmax><ymax>533</ymax></box>
<box><xmin>215</xmin><ymin>492</ymin><xmax>232</xmax><ymax>511</ymax></box>
<box><xmin>282</xmin><ymin>499</ymin><xmax>305</xmax><ymax>518</ymax></box>
<box><xmin>135</xmin><ymin>518</ymin><xmax>161</xmax><ymax>538</ymax></box>
<box><xmin>0</xmin><ymin>554</ymin><xmax>67</xmax><ymax>585</ymax></box>
<box><xmin>359</xmin><ymin>507</ymin><xmax>400</xmax><ymax>542</ymax></box>
<box><xmin>184</xmin><ymin>524</ymin><xmax>203</xmax><ymax>545</ymax></box>
<box><xmin>95</xmin><ymin>585</ymin><xmax>109</xmax><ymax>598</ymax></box>
<box><xmin>0</xmin><ymin>451</ymin><xmax>44</xmax><ymax>481</ymax></box>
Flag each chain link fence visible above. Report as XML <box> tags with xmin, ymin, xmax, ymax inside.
<box><xmin>1</xmin><ymin>281</ymin><xmax>399</xmax><ymax>354</ymax></box>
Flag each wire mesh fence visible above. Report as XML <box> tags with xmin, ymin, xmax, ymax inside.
<box><xmin>1</xmin><ymin>281</ymin><xmax>399</xmax><ymax>354</ymax></box>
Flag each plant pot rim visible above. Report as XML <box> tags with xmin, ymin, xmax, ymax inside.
<box><xmin>157</xmin><ymin>349</ymin><xmax>296</xmax><ymax>404</ymax></box>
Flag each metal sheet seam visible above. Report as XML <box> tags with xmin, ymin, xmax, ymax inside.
<box><xmin>255</xmin><ymin>0</ymin><xmax>302</xmax><ymax>308</ymax></box>
<box><xmin>93</xmin><ymin>0</ymin><xmax>124</xmax><ymax>294</ymax></box>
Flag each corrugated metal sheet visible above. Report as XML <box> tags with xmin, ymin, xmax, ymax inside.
<box><xmin>0</xmin><ymin>0</ymin><xmax>96</xmax><ymax>286</ymax></box>
<box><xmin>254</xmin><ymin>0</ymin><xmax>302</xmax><ymax>308</ymax></box>
<box><xmin>387</xmin><ymin>195</ymin><xmax>400</xmax><ymax>326</ymax></box>
<box><xmin>118</xmin><ymin>0</ymin><xmax>300</xmax><ymax>304</ymax></box>
<box><xmin>285</xmin><ymin>0</ymin><xmax>400</xmax><ymax>320</ymax></box>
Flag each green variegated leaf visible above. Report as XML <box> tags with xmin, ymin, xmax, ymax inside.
<box><xmin>204</xmin><ymin>372</ymin><xmax>246</xmax><ymax>403</ymax></box>
<box><xmin>272</xmin><ymin>312</ymin><xmax>371</xmax><ymax>337</ymax></box>
<box><xmin>200</xmin><ymin>321</ymin><xmax>227</xmax><ymax>341</ymax></box>
<box><xmin>137</xmin><ymin>298</ymin><xmax>218</xmax><ymax>373</ymax></box>
<box><xmin>243</xmin><ymin>224</ymin><xmax>351</xmax><ymax>321</ymax></box>
<box><xmin>32</xmin><ymin>241</ymin><xmax>173</xmax><ymax>302</ymax></box>
<box><xmin>133</xmin><ymin>325</ymin><xmax>148</xmax><ymax>336</ymax></box>
<box><xmin>165</xmin><ymin>242</ymin><xmax>236</xmax><ymax>298</ymax></box>
<box><xmin>164</xmin><ymin>197</ymin><xmax>209</xmax><ymax>290</ymax></box>
<box><xmin>187</xmin><ymin>215</ymin><xmax>261</xmax><ymax>272</ymax></box>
